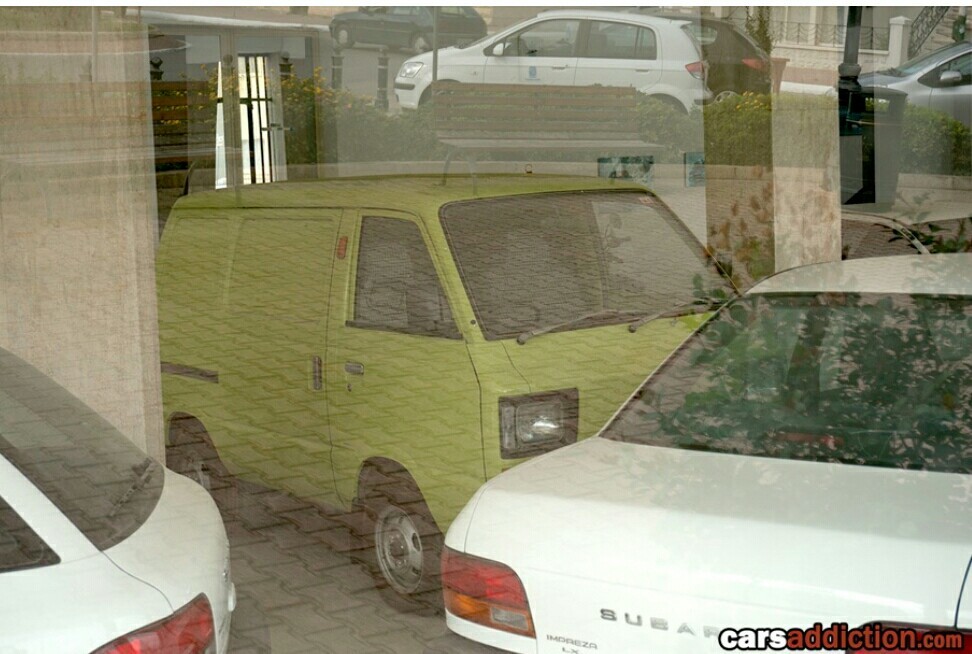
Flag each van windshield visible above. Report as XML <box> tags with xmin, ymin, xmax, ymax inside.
<box><xmin>0</xmin><ymin>348</ymin><xmax>162</xmax><ymax>550</ymax></box>
<box><xmin>440</xmin><ymin>190</ymin><xmax>732</xmax><ymax>340</ymax></box>
<box><xmin>602</xmin><ymin>293</ymin><xmax>972</xmax><ymax>474</ymax></box>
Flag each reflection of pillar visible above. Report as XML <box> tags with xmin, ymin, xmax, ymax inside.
<box><xmin>704</xmin><ymin>97</ymin><xmax>842</xmax><ymax>290</ymax></box>
<box><xmin>887</xmin><ymin>16</ymin><xmax>913</xmax><ymax>68</ymax></box>
<box><xmin>771</xmin><ymin>95</ymin><xmax>842</xmax><ymax>274</ymax></box>
<box><xmin>0</xmin><ymin>9</ymin><xmax>163</xmax><ymax>458</ymax></box>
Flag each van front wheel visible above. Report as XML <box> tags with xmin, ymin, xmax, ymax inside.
<box><xmin>357</xmin><ymin>463</ymin><xmax>443</xmax><ymax>613</ymax></box>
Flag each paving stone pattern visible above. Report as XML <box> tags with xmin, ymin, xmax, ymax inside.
<box><xmin>217</xmin><ymin>478</ymin><xmax>450</xmax><ymax>654</ymax></box>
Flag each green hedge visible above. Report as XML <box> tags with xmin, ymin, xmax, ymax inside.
<box><xmin>281</xmin><ymin>82</ymin><xmax>972</xmax><ymax>175</ymax></box>
<box><xmin>900</xmin><ymin>104</ymin><xmax>971</xmax><ymax>175</ymax></box>
<box><xmin>697</xmin><ymin>91</ymin><xmax>971</xmax><ymax>175</ymax></box>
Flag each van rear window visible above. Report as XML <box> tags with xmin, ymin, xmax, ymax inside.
<box><xmin>603</xmin><ymin>293</ymin><xmax>972</xmax><ymax>474</ymax></box>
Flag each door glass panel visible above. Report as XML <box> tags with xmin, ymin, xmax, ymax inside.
<box><xmin>353</xmin><ymin>217</ymin><xmax>459</xmax><ymax>338</ymax></box>
<box><xmin>513</xmin><ymin>19</ymin><xmax>580</xmax><ymax>57</ymax></box>
<box><xmin>586</xmin><ymin>21</ymin><xmax>639</xmax><ymax>59</ymax></box>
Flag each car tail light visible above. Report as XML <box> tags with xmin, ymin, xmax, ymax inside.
<box><xmin>742</xmin><ymin>57</ymin><xmax>767</xmax><ymax>71</ymax></box>
<box><xmin>845</xmin><ymin>622</ymin><xmax>971</xmax><ymax>654</ymax></box>
<box><xmin>685</xmin><ymin>60</ymin><xmax>706</xmax><ymax>80</ymax></box>
<box><xmin>442</xmin><ymin>547</ymin><xmax>535</xmax><ymax>638</ymax></box>
<box><xmin>90</xmin><ymin>594</ymin><xmax>215</xmax><ymax>654</ymax></box>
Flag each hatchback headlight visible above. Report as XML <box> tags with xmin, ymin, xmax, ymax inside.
<box><xmin>398</xmin><ymin>62</ymin><xmax>424</xmax><ymax>78</ymax></box>
<box><xmin>499</xmin><ymin>389</ymin><xmax>579</xmax><ymax>459</ymax></box>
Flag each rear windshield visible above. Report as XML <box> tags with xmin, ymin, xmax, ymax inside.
<box><xmin>0</xmin><ymin>495</ymin><xmax>59</xmax><ymax>573</ymax></box>
<box><xmin>603</xmin><ymin>293</ymin><xmax>972</xmax><ymax>474</ymax></box>
<box><xmin>0</xmin><ymin>348</ymin><xmax>162</xmax><ymax>550</ymax></box>
<box><xmin>440</xmin><ymin>190</ymin><xmax>732</xmax><ymax>340</ymax></box>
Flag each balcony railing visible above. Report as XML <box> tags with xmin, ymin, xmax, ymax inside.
<box><xmin>769</xmin><ymin>21</ymin><xmax>891</xmax><ymax>51</ymax></box>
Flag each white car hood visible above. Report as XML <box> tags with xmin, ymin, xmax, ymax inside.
<box><xmin>455</xmin><ymin>438</ymin><xmax>972</xmax><ymax>652</ymax></box>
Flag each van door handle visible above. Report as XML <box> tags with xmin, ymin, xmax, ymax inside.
<box><xmin>312</xmin><ymin>356</ymin><xmax>323</xmax><ymax>390</ymax></box>
<box><xmin>344</xmin><ymin>361</ymin><xmax>364</xmax><ymax>375</ymax></box>
<box><xmin>551</xmin><ymin>65</ymin><xmax>570</xmax><ymax>70</ymax></box>
<box><xmin>635</xmin><ymin>68</ymin><xmax>652</xmax><ymax>72</ymax></box>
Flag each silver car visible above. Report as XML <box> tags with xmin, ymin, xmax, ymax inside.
<box><xmin>861</xmin><ymin>41</ymin><xmax>971</xmax><ymax>127</ymax></box>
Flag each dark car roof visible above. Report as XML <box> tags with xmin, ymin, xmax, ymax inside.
<box><xmin>646</xmin><ymin>12</ymin><xmax>767</xmax><ymax>53</ymax></box>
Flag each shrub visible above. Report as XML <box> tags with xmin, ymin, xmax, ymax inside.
<box><xmin>637</xmin><ymin>96</ymin><xmax>703</xmax><ymax>163</ymax></box>
<box><xmin>900</xmin><ymin>104</ymin><xmax>971</xmax><ymax>176</ymax></box>
<box><xmin>702</xmin><ymin>92</ymin><xmax>773</xmax><ymax>166</ymax></box>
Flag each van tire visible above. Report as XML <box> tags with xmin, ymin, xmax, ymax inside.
<box><xmin>166</xmin><ymin>417</ymin><xmax>238</xmax><ymax>514</ymax></box>
<box><xmin>356</xmin><ymin>461</ymin><xmax>444</xmax><ymax>614</ymax></box>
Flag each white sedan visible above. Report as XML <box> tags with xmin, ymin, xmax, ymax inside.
<box><xmin>442</xmin><ymin>254</ymin><xmax>972</xmax><ymax>654</ymax></box>
<box><xmin>0</xmin><ymin>347</ymin><xmax>235</xmax><ymax>653</ymax></box>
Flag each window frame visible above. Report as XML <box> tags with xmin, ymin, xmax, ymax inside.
<box><xmin>347</xmin><ymin>214</ymin><xmax>461</xmax><ymax>340</ymax></box>
<box><xmin>504</xmin><ymin>18</ymin><xmax>583</xmax><ymax>58</ymax></box>
<box><xmin>581</xmin><ymin>19</ymin><xmax>658</xmax><ymax>61</ymax></box>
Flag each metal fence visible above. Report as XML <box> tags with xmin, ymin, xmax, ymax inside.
<box><xmin>768</xmin><ymin>21</ymin><xmax>891</xmax><ymax>51</ymax></box>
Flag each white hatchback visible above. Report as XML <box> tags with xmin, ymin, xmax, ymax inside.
<box><xmin>441</xmin><ymin>255</ymin><xmax>972</xmax><ymax>654</ymax></box>
<box><xmin>0</xmin><ymin>347</ymin><xmax>235</xmax><ymax>653</ymax></box>
<box><xmin>394</xmin><ymin>10</ymin><xmax>709</xmax><ymax>111</ymax></box>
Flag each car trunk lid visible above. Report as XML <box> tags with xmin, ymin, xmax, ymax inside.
<box><xmin>462</xmin><ymin>438</ymin><xmax>972</xmax><ymax>653</ymax></box>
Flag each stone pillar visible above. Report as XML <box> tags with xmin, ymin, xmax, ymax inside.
<box><xmin>888</xmin><ymin>16</ymin><xmax>913</xmax><ymax>68</ymax></box>
<box><xmin>704</xmin><ymin>92</ymin><xmax>842</xmax><ymax>290</ymax></box>
<box><xmin>0</xmin><ymin>8</ymin><xmax>164</xmax><ymax>459</ymax></box>
<box><xmin>771</xmin><ymin>93</ymin><xmax>843</xmax><ymax>273</ymax></box>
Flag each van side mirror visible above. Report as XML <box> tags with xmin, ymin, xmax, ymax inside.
<box><xmin>486</xmin><ymin>41</ymin><xmax>506</xmax><ymax>57</ymax></box>
<box><xmin>939</xmin><ymin>69</ymin><xmax>963</xmax><ymax>86</ymax></box>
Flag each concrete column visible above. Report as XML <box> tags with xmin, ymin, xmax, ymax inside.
<box><xmin>0</xmin><ymin>8</ymin><xmax>164</xmax><ymax>459</ymax></box>
<box><xmin>888</xmin><ymin>16</ymin><xmax>913</xmax><ymax>67</ymax></box>
<box><xmin>770</xmin><ymin>94</ymin><xmax>843</xmax><ymax>274</ymax></box>
<box><xmin>704</xmin><ymin>94</ymin><xmax>842</xmax><ymax>289</ymax></box>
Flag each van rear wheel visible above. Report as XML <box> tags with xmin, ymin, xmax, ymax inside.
<box><xmin>166</xmin><ymin>418</ymin><xmax>238</xmax><ymax>513</ymax></box>
<box><xmin>356</xmin><ymin>462</ymin><xmax>444</xmax><ymax>614</ymax></box>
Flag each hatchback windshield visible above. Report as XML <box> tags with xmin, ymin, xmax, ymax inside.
<box><xmin>890</xmin><ymin>41</ymin><xmax>970</xmax><ymax>76</ymax></box>
<box><xmin>441</xmin><ymin>190</ymin><xmax>733</xmax><ymax>340</ymax></box>
<box><xmin>0</xmin><ymin>348</ymin><xmax>162</xmax><ymax>550</ymax></box>
<box><xmin>603</xmin><ymin>292</ymin><xmax>972</xmax><ymax>474</ymax></box>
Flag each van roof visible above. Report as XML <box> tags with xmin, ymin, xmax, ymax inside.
<box><xmin>171</xmin><ymin>175</ymin><xmax>649</xmax><ymax>218</ymax></box>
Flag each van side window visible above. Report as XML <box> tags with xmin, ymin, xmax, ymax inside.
<box><xmin>353</xmin><ymin>217</ymin><xmax>460</xmax><ymax>339</ymax></box>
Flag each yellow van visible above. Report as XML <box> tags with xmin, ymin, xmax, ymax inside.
<box><xmin>156</xmin><ymin>175</ymin><xmax>733</xmax><ymax>609</ymax></box>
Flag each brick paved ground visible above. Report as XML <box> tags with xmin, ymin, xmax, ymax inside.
<box><xmin>218</xmin><ymin>479</ymin><xmax>451</xmax><ymax>654</ymax></box>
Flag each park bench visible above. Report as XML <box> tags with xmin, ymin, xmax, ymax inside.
<box><xmin>431</xmin><ymin>81</ymin><xmax>659</xmax><ymax>183</ymax></box>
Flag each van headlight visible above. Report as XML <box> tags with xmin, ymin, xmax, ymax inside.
<box><xmin>499</xmin><ymin>389</ymin><xmax>578</xmax><ymax>459</ymax></box>
<box><xmin>398</xmin><ymin>62</ymin><xmax>424</xmax><ymax>78</ymax></box>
